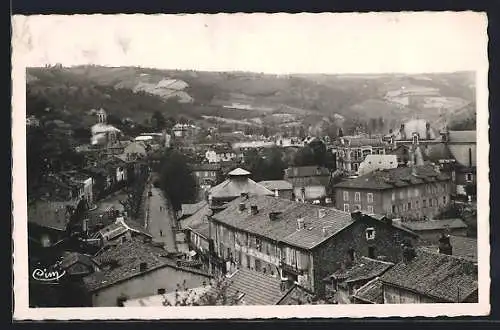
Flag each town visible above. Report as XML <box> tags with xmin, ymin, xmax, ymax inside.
<box><xmin>26</xmin><ymin>69</ymin><xmax>478</xmax><ymax>307</ymax></box>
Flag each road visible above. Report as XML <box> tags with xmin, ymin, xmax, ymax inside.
<box><xmin>145</xmin><ymin>186</ymin><xmax>177</xmax><ymax>252</ymax></box>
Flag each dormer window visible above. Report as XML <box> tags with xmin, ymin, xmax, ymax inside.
<box><xmin>365</xmin><ymin>228</ymin><xmax>376</xmax><ymax>240</ymax></box>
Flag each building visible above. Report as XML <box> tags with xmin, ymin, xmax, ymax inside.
<box><xmin>421</xmin><ymin>235</ymin><xmax>477</xmax><ymax>263</ymax></box>
<box><xmin>232</xmin><ymin>140</ymin><xmax>276</xmax><ymax>152</ymax></box>
<box><xmin>190</xmin><ymin>163</ymin><xmax>223</xmax><ymax>192</ymax></box>
<box><xmin>28</xmin><ymin>200</ymin><xmax>75</xmax><ymax>249</ymax></box>
<box><xmin>209</xmin><ymin>195</ymin><xmax>418</xmax><ymax>296</ymax></box>
<box><xmin>205</xmin><ymin>146</ymin><xmax>238</xmax><ymax>164</ymax></box>
<box><xmin>333</xmin><ymin>137</ymin><xmax>389</xmax><ymax>174</ymax></box>
<box><xmin>81</xmin><ymin>237</ymin><xmax>212</xmax><ymax>306</ymax></box>
<box><xmin>172</xmin><ymin>123</ymin><xmax>199</xmax><ymax>138</ymax></box>
<box><xmin>442</xmin><ymin>130</ymin><xmax>477</xmax><ymax>197</ymax></box>
<box><xmin>323</xmin><ymin>256</ymin><xmax>394</xmax><ymax>304</ymax></box>
<box><xmin>352</xmin><ymin>277</ymin><xmax>384</xmax><ymax>304</ymax></box>
<box><xmin>123</xmin><ymin>285</ymin><xmax>211</xmax><ymax>306</ymax></box>
<box><xmin>398</xmin><ymin>218</ymin><xmax>468</xmax><ymax>242</ymax></box>
<box><xmin>123</xmin><ymin>141</ymin><xmax>148</xmax><ymax>161</ymax></box>
<box><xmin>91</xmin><ymin>216</ymin><xmax>153</xmax><ymax>247</ymax></box>
<box><xmin>284</xmin><ymin>166</ymin><xmax>331</xmax><ymax>202</ymax></box>
<box><xmin>208</xmin><ymin>168</ymin><xmax>273</xmax><ymax>211</ymax></box>
<box><xmin>43</xmin><ymin>172</ymin><xmax>94</xmax><ymax>205</ymax></box>
<box><xmin>257</xmin><ymin>180</ymin><xmax>294</xmax><ymax>200</ymax></box>
<box><xmin>380</xmin><ymin>248</ymin><xmax>478</xmax><ymax>303</ymax></box>
<box><xmin>333</xmin><ymin>164</ymin><xmax>452</xmax><ymax>220</ymax></box>
<box><xmin>357</xmin><ymin>155</ymin><xmax>398</xmax><ymax>176</ymax></box>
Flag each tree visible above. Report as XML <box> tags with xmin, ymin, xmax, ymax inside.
<box><xmin>293</xmin><ymin>147</ymin><xmax>316</xmax><ymax>167</ymax></box>
<box><xmin>107</xmin><ymin>113</ymin><xmax>122</xmax><ymax>126</ymax></box>
<box><xmin>151</xmin><ymin>111</ymin><xmax>166</xmax><ymax>131</ymax></box>
<box><xmin>309</xmin><ymin>139</ymin><xmax>327</xmax><ymax>167</ymax></box>
<box><xmin>163</xmin><ymin>277</ymin><xmax>241</xmax><ymax>306</ymax></box>
<box><xmin>159</xmin><ymin>149</ymin><xmax>198</xmax><ymax>212</ymax></box>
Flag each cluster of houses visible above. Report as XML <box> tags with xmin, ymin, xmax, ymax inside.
<box><xmin>28</xmin><ymin>107</ymin><xmax>478</xmax><ymax>307</ymax></box>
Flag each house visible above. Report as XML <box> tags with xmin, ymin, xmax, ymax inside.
<box><xmin>180</xmin><ymin>201</ymin><xmax>209</xmax><ymax>221</ymax></box>
<box><xmin>443</xmin><ymin>130</ymin><xmax>477</xmax><ymax>197</ymax></box>
<box><xmin>59</xmin><ymin>252</ymin><xmax>101</xmax><ymax>278</ymax></box>
<box><xmin>333</xmin><ymin>164</ymin><xmax>452</xmax><ymax>219</ymax></box>
<box><xmin>91</xmin><ymin>216</ymin><xmax>153</xmax><ymax>247</ymax></box>
<box><xmin>208</xmin><ymin>168</ymin><xmax>274</xmax><ymax>211</ymax></box>
<box><xmin>190</xmin><ymin>163</ymin><xmax>223</xmax><ymax>192</ymax></box>
<box><xmin>172</xmin><ymin>123</ymin><xmax>199</xmax><ymax>138</ymax></box>
<box><xmin>258</xmin><ymin>180</ymin><xmax>294</xmax><ymax>200</ymax></box>
<box><xmin>209</xmin><ymin>195</ymin><xmax>418</xmax><ymax>296</ymax></box>
<box><xmin>352</xmin><ymin>277</ymin><xmax>384</xmax><ymax>304</ymax></box>
<box><xmin>380</xmin><ymin>247</ymin><xmax>478</xmax><ymax>303</ymax></box>
<box><xmin>232</xmin><ymin>140</ymin><xmax>276</xmax><ymax>152</ymax></box>
<box><xmin>205</xmin><ymin>145</ymin><xmax>238</xmax><ymax>164</ymax></box>
<box><xmin>384</xmin><ymin>119</ymin><xmax>441</xmax><ymax>147</ymax></box>
<box><xmin>43</xmin><ymin>172</ymin><xmax>94</xmax><ymax>205</ymax></box>
<box><xmin>81</xmin><ymin>237</ymin><xmax>212</xmax><ymax>306</ymax></box>
<box><xmin>357</xmin><ymin>155</ymin><xmax>398</xmax><ymax>176</ymax></box>
<box><xmin>420</xmin><ymin>235</ymin><xmax>477</xmax><ymax>263</ymax></box>
<box><xmin>123</xmin><ymin>285</ymin><xmax>212</xmax><ymax>306</ymax></box>
<box><xmin>28</xmin><ymin>200</ymin><xmax>74</xmax><ymax>248</ymax></box>
<box><xmin>102</xmin><ymin>157</ymin><xmax>129</xmax><ymax>187</ymax></box>
<box><xmin>59</xmin><ymin>171</ymin><xmax>94</xmax><ymax>205</ymax></box>
<box><xmin>399</xmin><ymin>218</ymin><xmax>468</xmax><ymax>242</ymax></box>
<box><xmin>333</xmin><ymin>137</ymin><xmax>389</xmax><ymax>174</ymax></box>
<box><xmin>322</xmin><ymin>256</ymin><xmax>394</xmax><ymax>304</ymax></box>
<box><xmin>284</xmin><ymin>166</ymin><xmax>331</xmax><ymax>202</ymax></box>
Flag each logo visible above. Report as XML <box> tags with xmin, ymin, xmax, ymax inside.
<box><xmin>31</xmin><ymin>261</ymin><xmax>66</xmax><ymax>282</ymax></box>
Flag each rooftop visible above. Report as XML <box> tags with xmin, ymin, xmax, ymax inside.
<box><xmin>181</xmin><ymin>203</ymin><xmax>212</xmax><ymax>231</ymax></box>
<box><xmin>123</xmin><ymin>286</ymin><xmax>211</xmax><ymax>307</ymax></box>
<box><xmin>380</xmin><ymin>248</ymin><xmax>478</xmax><ymax>302</ymax></box>
<box><xmin>257</xmin><ymin>180</ymin><xmax>293</xmax><ymax>191</ymax></box>
<box><xmin>334</xmin><ymin>164</ymin><xmax>449</xmax><ymax>190</ymax></box>
<box><xmin>83</xmin><ymin>237</ymin><xmax>210</xmax><ymax>292</ymax></box>
<box><xmin>400</xmin><ymin>218</ymin><xmax>468</xmax><ymax>231</ymax></box>
<box><xmin>324</xmin><ymin>256</ymin><xmax>394</xmax><ymax>284</ymax></box>
<box><xmin>421</xmin><ymin>235</ymin><xmax>477</xmax><ymax>263</ymax></box>
<box><xmin>285</xmin><ymin>166</ymin><xmax>330</xmax><ymax>178</ymax></box>
<box><xmin>352</xmin><ymin>277</ymin><xmax>384</xmax><ymax>304</ymax></box>
<box><xmin>181</xmin><ymin>201</ymin><xmax>209</xmax><ymax>218</ymax></box>
<box><xmin>209</xmin><ymin>176</ymin><xmax>273</xmax><ymax>200</ymax></box>
<box><xmin>223</xmin><ymin>268</ymin><xmax>291</xmax><ymax>305</ymax></box>
<box><xmin>28</xmin><ymin>200</ymin><xmax>72</xmax><ymax>231</ymax></box>
<box><xmin>228</xmin><ymin>168</ymin><xmax>251</xmax><ymax>176</ymax></box>
<box><xmin>212</xmin><ymin>195</ymin><xmax>353</xmax><ymax>250</ymax></box>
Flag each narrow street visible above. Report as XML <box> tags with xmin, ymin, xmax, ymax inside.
<box><xmin>145</xmin><ymin>186</ymin><xmax>177</xmax><ymax>252</ymax></box>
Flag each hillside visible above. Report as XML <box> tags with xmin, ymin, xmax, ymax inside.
<box><xmin>26</xmin><ymin>66</ymin><xmax>476</xmax><ymax>133</ymax></box>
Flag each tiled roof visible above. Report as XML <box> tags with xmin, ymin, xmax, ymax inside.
<box><xmin>83</xmin><ymin>237</ymin><xmax>210</xmax><ymax>292</ymax></box>
<box><xmin>425</xmin><ymin>143</ymin><xmax>455</xmax><ymax>162</ymax></box>
<box><xmin>223</xmin><ymin>268</ymin><xmax>289</xmax><ymax>305</ymax></box>
<box><xmin>286</xmin><ymin>176</ymin><xmax>330</xmax><ymax>188</ymax></box>
<box><xmin>181</xmin><ymin>203</ymin><xmax>211</xmax><ymax>230</ymax></box>
<box><xmin>448</xmin><ymin>130</ymin><xmax>476</xmax><ymax>143</ymax></box>
<box><xmin>182</xmin><ymin>201</ymin><xmax>208</xmax><ymax>217</ymax></box>
<box><xmin>358</xmin><ymin>155</ymin><xmax>398</xmax><ymax>176</ymax></box>
<box><xmin>210</xmin><ymin>177</ymin><xmax>273</xmax><ymax>199</ymax></box>
<box><xmin>28</xmin><ymin>200</ymin><xmax>71</xmax><ymax>231</ymax></box>
<box><xmin>325</xmin><ymin>257</ymin><xmax>394</xmax><ymax>283</ymax></box>
<box><xmin>421</xmin><ymin>235</ymin><xmax>477</xmax><ymax>263</ymax></box>
<box><xmin>121</xmin><ymin>218</ymin><xmax>152</xmax><ymax>238</ymax></box>
<box><xmin>212</xmin><ymin>195</ymin><xmax>353</xmax><ymax>250</ymax></box>
<box><xmin>400</xmin><ymin>218</ymin><xmax>468</xmax><ymax>231</ymax></box>
<box><xmin>337</xmin><ymin>138</ymin><xmax>386</xmax><ymax>147</ymax></box>
<box><xmin>380</xmin><ymin>248</ymin><xmax>478</xmax><ymax>302</ymax></box>
<box><xmin>59</xmin><ymin>252</ymin><xmax>96</xmax><ymax>270</ymax></box>
<box><xmin>190</xmin><ymin>163</ymin><xmax>222</xmax><ymax>172</ymax></box>
<box><xmin>353</xmin><ymin>277</ymin><xmax>384</xmax><ymax>304</ymax></box>
<box><xmin>333</xmin><ymin>164</ymin><xmax>449</xmax><ymax>190</ymax></box>
<box><xmin>285</xmin><ymin>166</ymin><xmax>330</xmax><ymax>178</ymax></box>
<box><xmin>189</xmin><ymin>222</ymin><xmax>211</xmax><ymax>239</ymax></box>
<box><xmin>257</xmin><ymin>180</ymin><xmax>293</xmax><ymax>191</ymax></box>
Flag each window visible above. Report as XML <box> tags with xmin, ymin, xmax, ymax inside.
<box><xmin>423</xmin><ymin>199</ymin><xmax>427</xmax><ymax>208</ymax></box>
<box><xmin>365</xmin><ymin>228</ymin><xmax>376</xmax><ymax>240</ymax></box>
<box><xmin>415</xmin><ymin>200</ymin><xmax>420</xmax><ymax>209</ymax></box>
<box><xmin>429</xmin><ymin>199</ymin><xmax>433</xmax><ymax>207</ymax></box>
<box><xmin>255</xmin><ymin>259</ymin><xmax>262</xmax><ymax>272</ymax></box>
<box><xmin>443</xmin><ymin>196</ymin><xmax>447</xmax><ymax>205</ymax></box>
<box><xmin>255</xmin><ymin>238</ymin><xmax>262</xmax><ymax>252</ymax></box>
<box><xmin>399</xmin><ymin>190</ymin><xmax>405</xmax><ymax>199</ymax></box>
<box><xmin>392</xmin><ymin>205</ymin><xmax>396</xmax><ymax>213</ymax></box>
<box><xmin>391</xmin><ymin>192</ymin><xmax>396</xmax><ymax>201</ymax></box>
<box><xmin>246</xmin><ymin>255</ymin><xmax>251</xmax><ymax>269</ymax></box>
<box><xmin>414</xmin><ymin>188</ymin><xmax>419</xmax><ymax>197</ymax></box>
<box><xmin>393</xmin><ymin>232</ymin><xmax>401</xmax><ymax>244</ymax></box>
<box><xmin>355</xmin><ymin>192</ymin><xmax>361</xmax><ymax>201</ymax></box>
<box><xmin>466</xmin><ymin>173</ymin><xmax>473</xmax><ymax>182</ymax></box>
<box><xmin>407</xmin><ymin>188</ymin><xmax>412</xmax><ymax>198</ymax></box>
<box><xmin>367</xmin><ymin>205</ymin><xmax>374</xmax><ymax>214</ymax></box>
<box><xmin>367</xmin><ymin>193</ymin><xmax>374</xmax><ymax>203</ymax></box>
<box><xmin>452</xmin><ymin>171</ymin><xmax>456</xmax><ymax>182</ymax></box>
<box><xmin>343</xmin><ymin>191</ymin><xmax>349</xmax><ymax>201</ymax></box>
<box><xmin>344</xmin><ymin>204</ymin><xmax>350</xmax><ymax>212</ymax></box>
<box><xmin>354</xmin><ymin>204</ymin><xmax>361</xmax><ymax>211</ymax></box>
<box><xmin>407</xmin><ymin>202</ymin><xmax>411</xmax><ymax>210</ymax></box>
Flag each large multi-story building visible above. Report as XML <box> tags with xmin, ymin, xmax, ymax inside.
<box><xmin>209</xmin><ymin>195</ymin><xmax>418</xmax><ymax>296</ymax></box>
<box><xmin>333</xmin><ymin>136</ymin><xmax>389</xmax><ymax>175</ymax></box>
<box><xmin>333</xmin><ymin>164</ymin><xmax>452</xmax><ymax>220</ymax></box>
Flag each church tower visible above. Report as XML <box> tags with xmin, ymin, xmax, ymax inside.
<box><xmin>97</xmin><ymin>108</ymin><xmax>107</xmax><ymax>124</ymax></box>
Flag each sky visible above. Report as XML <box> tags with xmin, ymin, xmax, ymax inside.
<box><xmin>12</xmin><ymin>12</ymin><xmax>487</xmax><ymax>74</ymax></box>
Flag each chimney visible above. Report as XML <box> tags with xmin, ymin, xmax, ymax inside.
<box><xmin>250</xmin><ymin>205</ymin><xmax>258</xmax><ymax>215</ymax></box>
<box><xmin>240</xmin><ymin>192</ymin><xmax>249</xmax><ymax>200</ymax></box>
<box><xmin>238</xmin><ymin>202</ymin><xmax>246</xmax><ymax>212</ymax></box>
<box><xmin>401</xmin><ymin>241</ymin><xmax>416</xmax><ymax>263</ymax></box>
<box><xmin>274</xmin><ymin>189</ymin><xmax>279</xmax><ymax>197</ymax></box>
<box><xmin>426</xmin><ymin>122</ymin><xmax>431</xmax><ymax>140</ymax></box>
<box><xmin>82</xmin><ymin>218</ymin><xmax>88</xmax><ymax>235</ymax></box>
<box><xmin>318</xmin><ymin>208</ymin><xmax>326</xmax><ymax>219</ymax></box>
<box><xmin>438</xmin><ymin>233</ymin><xmax>453</xmax><ymax>255</ymax></box>
<box><xmin>296</xmin><ymin>218</ymin><xmax>305</xmax><ymax>230</ymax></box>
<box><xmin>139</xmin><ymin>262</ymin><xmax>148</xmax><ymax>272</ymax></box>
<box><xmin>322</xmin><ymin>226</ymin><xmax>329</xmax><ymax>237</ymax></box>
<box><xmin>400</xmin><ymin>124</ymin><xmax>406</xmax><ymax>140</ymax></box>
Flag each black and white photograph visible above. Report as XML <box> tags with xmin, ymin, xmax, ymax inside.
<box><xmin>12</xmin><ymin>12</ymin><xmax>489</xmax><ymax>319</ymax></box>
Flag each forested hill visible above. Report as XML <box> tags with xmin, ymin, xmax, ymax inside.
<box><xmin>26</xmin><ymin>66</ymin><xmax>476</xmax><ymax>133</ymax></box>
